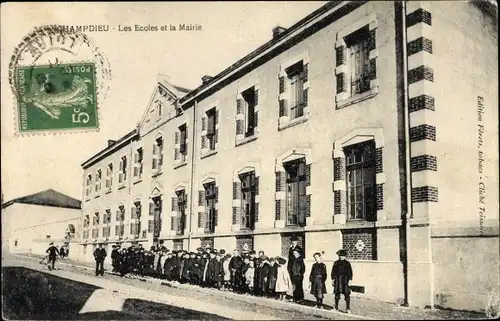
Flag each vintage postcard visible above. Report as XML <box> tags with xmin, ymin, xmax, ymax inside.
<box><xmin>1</xmin><ymin>1</ymin><xmax>498</xmax><ymax>320</ymax></box>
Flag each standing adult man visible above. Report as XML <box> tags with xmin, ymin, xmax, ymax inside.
<box><xmin>287</xmin><ymin>235</ymin><xmax>303</xmax><ymax>275</ymax></box>
<box><xmin>229</xmin><ymin>249</ymin><xmax>244</xmax><ymax>293</ymax></box>
<box><xmin>331</xmin><ymin>249</ymin><xmax>353</xmax><ymax>314</ymax></box>
<box><xmin>289</xmin><ymin>249</ymin><xmax>306</xmax><ymax>303</ymax></box>
<box><xmin>94</xmin><ymin>243</ymin><xmax>107</xmax><ymax>276</ymax></box>
<box><xmin>45</xmin><ymin>242</ymin><xmax>59</xmax><ymax>271</ymax></box>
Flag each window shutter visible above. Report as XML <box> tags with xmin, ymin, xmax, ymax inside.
<box><xmin>131</xmin><ymin>207</ymin><xmax>137</xmax><ymax>219</ymax></box>
<box><xmin>198</xmin><ymin>190</ymin><xmax>205</xmax><ymax>206</ymax></box>
<box><xmin>306</xmin><ymin>194</ymin><xmax>311</xmax><ymax>217</ymax></box>
<box><xmin>171</xmin><ymin>197</ymin><xmax>177</xmax><ymax>212</ymax></box>
<box><xmin>175</xmin><ymin>131</ymin><xmax>179</xmax><ymax>144</ymax></box>
<box><xmin>214</xmin><ymin>209</ymin><xmax>218</xmax><ymax>227</ymax></box>
<box><xmin>336</xmin><ymin>46</ymin><xmax>347</xmax><ymax>66</ymax></box>
<box><xmin>196</xmin><ymin>212</ymin><xmax>202</xmax><ymax>228</ymax></box>
<box><xmin>174</xmin><ymin>148</ymin><xmax>180</xmax><ymax>160</ymax></box>
<box><xmin>306</xmin><ymin>164</ymin><xmax>311</xmax><ymax>186</ymax></box>
<box><xmin>276</xmin><ymin>171</ymin><xmax>285</xmax><ymax>192</ymax></box>
<box><xmin>215</xmin><ymin>186</ymin><xmax>219</xmax><ymax>203</ymax></box>
<box><xmin>214</xmin><ymin>129</ymin><xmax>218</xmax><ymax>144</ymax></box>
<box><xmin>201</xmin><ymin>136</ymin><xmax>207</xmax><ymax>149</ymax></box>
<box><xmin>254</xmin><ymin>89</ymin><xmax>259</xmax><ymax>106</ymax></box>
<box><xmin>275</xmin><ymin>200</ymin><xmax>281</xmax><ymax>220</ymax></box>
<box><xmin>202</xmin><ymin>117</ymin><xmax>207</xmax><ymax>131</ymax></box>
<box><xmin>215</xmin><ymin>109</ymin><xmax>219</xmax><ymax>125</ymax></box>
<box><xmin>236</xmin><ymin>99</ymin><xmax>244</xmax><ymax>114</ymax></box>
<box><xmin>148</xmin><ymin>220</ymin><xmax>154</xmax><ymax>232</ymax></box>
<box><xmin>130</xmin><ymin>223</ymin><xmax>134</xmax><ymax>234</ymax></box>
<box><xmin>279</xmin><ymin>99</ymin><xmax>288</xmax><ymax>117</ymax></box>
<box><xmin>236</xmin><ymin>120</ymin><xmax>244</xmax><ymax>135</ymax></box>
<box><xmin>149</xmin><ymin>202</ymin><xmax>154</xmax><ymax>216</ymax></box>
<box><xmin>115</xmin><ymin>225</ymin><xmax>119</xmax><ymax>236</ymax></box>
<box><xmin>279</xmin><ymin>76</ymin><xmax>285</xmax><ymax>93</ymax></box>
<box><xmin>171</xmin><ymin>217</ymin><xmax>177</xmax><ymax>231</ymax></box>
<box><xmin>368</xmin><ymin>29</ymin><xmax>376</xmax><ymax>51</ymax></box>
<box><xmin>303</xmin><ymin>63</ymin><xmax>309</xmax><ymax>82</ymax></box>
<box><xmin>336</xmin><ymin>73</ymin><xmax>347</xmax><ymax>93</ymax></box>
<box><xmin>369</xmin><ymin>59</ymin><xmax>377</xmax><ymax>80</ymax></box>
<box><xmin>302</xmin><ymin>88</ymin><xmax>308</xmax><ymax>107</ymax></box>
<box><xmin>233</xmin><ymin>181</ymin><xmax>241</xmax><ymax>199</ymax></box>
<box><xmin>232</xmin><ymin>207</ymin><xmax>238</xmax><ymax>225</ymax></box>
<box><xmin>255</xmin><ymin>176</ymin><xmax>259</xmax><ymax>195</ymax></box>
<box><xmin>255</xmin><ymin>203</ymin><xmax>259</xmax><ymax>223</ymax></box>
<box><xmin>254</xmin><ymin>110</ymin><xmax>259</xmax><ymax>128</ymax></box>
<box><xmin>116</xmin><ymin>210</ymin><xmax>120</xmax><ymax>222</ymax></box>
<box><xmin>184</xmin><ymin>193</ymin><xmax>188</xmax><ymax>206</ymax></box>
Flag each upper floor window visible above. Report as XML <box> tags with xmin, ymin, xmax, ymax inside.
<box><xmin>95</xmin><ymin>170</ymin><xmax>102</xmax><ymax>193</ymax></box>
<box><xmin>105</xmin><ymin>163</ymin><xmax>113</xmax><ymax>190</ymax></box>
<box><xmin>157</xmin><ymin>101</ymin><xmax>163</xmax><ymax>117</ymax></box>
<box><xmin>83</xmin><ymin>214</ymin><xmax>90</xmax><ymax>228</ymax></box>
<box><xmin>85</xmin><ymin>174</ymin><xmax>92</xmax><ymax>197</ymax></box>
<box><xmin>133</xmin><ymin>147</ymin><xmax>144</xmax><ymax>179</ymax></box>
<box><xmin>175</xmin><ymin>190</ymin><xmax>187</xmax><ymax>235</ymax></box>
<box><xmin>93</xmin><ymin>212</ymin><xmax>100</xmax><ymax>226</ymax></box>
<box><xmin>345</xmin><ymin>140</ymin><xmax>376</xmax><ymax>221</ymax></box>
<box><xmin>346</xmin><ymin>26</ymin><xmax>371</xmax><ymax>96</ymax></box>
<box><xmin>104</xmin><ymin>209</ymin><xmax>111</xmax><ymax>224</ymax></box>
<box><xmin>206</xmin><ymin>108</ymin><xmax>217</xmax><ymax>150</ymax></box>
<box><xmin>153</xmin><ymin>137</ymin><xmax>164</xmax><ymax>172</ymax></box>
<box><xmin>175</xmin><ymin>125</ymin><xmax>188</xmax><ymax>163</ymax></box>
<box><xmin>240</xmin><ymin>172</ymin><xmax>256</xmax><ymax>230</ymax></box>
<box><xmin>284</xmin><ymin>158</ymin><xmax>307</xmax><ymax>227</ymax></box>
<box><xmin>241</xmin><ymin>88</ymin><xmax>257</xmax><ymax>137</ymax></box>
<box><xmin>119</xmin><ymin>156</ymin><xmax>127</xmax><ymax>184</ymax></box>
<box><xmin>286</xmin><ymin>62</ymin><xmax>306</xmax><ymax>119</ymax></box>
<box><xmin>204</xmin><ymin>182</ymin><xmax>217</xmax><ymax>233</ymax></box>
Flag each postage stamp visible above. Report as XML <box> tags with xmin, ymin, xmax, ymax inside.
<box><xmin>16</xmin><ymin>63</ymin><xmax>98</xmax><ymax>132</ymax></box>
<box><xmin>9</xmin><ymin>25</ymin><xmax>111</xmax><ymax>135</ymax></box>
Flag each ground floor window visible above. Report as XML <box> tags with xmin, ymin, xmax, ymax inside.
<box><xmin>284</xmin><ymin>158</ymin><xmax>307</xmax><ymax>227</ymax></box>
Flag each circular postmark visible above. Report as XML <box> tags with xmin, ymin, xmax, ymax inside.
<box><xmin>9</xmin><ymin>25</ymin><xmax>111</xmax><ymax>133</ymax></box>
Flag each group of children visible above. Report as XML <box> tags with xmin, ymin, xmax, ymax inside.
<box><xmin>110</xmin><ymin>239</ymin><xmax>354</xmax><ymax>313</ymax></box>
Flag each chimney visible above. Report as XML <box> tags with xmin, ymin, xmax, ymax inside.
<box><xmin>272</xmin><ymin>26</ymin><xmax>287</xmax><ymax>39</ymax></box>
<box><xmin>107</xmin><ymin>140</ymin><xmax>116</xmax><ymax>147</ymax></box>
<box><xmin>201</xmin><ymin>75</ymin><xmax>213</xmax><ymax>85</ymax></box>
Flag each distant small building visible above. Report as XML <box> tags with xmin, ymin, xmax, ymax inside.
<box><xmin>1</xmin><ymin>189</ymin><xmax>81</xmax><ymax>256</ymax></box>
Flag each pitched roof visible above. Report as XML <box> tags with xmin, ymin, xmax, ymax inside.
<box><xmin>1</xmin><ymin>189</ymin><xmax>81</xmax><ymax>210</ymax></box>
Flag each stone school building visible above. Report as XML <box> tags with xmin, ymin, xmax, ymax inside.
<box><xmin>78</xmin><ymin>1</ymin><xmax>499</xmax><ymax>312</ymax></box>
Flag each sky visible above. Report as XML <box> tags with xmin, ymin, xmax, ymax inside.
<box><xmin>1</xmin><ymin>1</ymin><xmax>328</xmax><ymax>201</ymax></box>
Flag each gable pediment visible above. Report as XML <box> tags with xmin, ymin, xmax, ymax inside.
<box><xmin>138</xmin><ymin>76</ymin><xmax>185</xmax><ymax>135</ymax></box>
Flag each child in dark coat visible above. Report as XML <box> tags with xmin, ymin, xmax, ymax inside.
<box><xmin>309</xmin><ymin>252</ymin><xmax>327</xmax><ymax>309</ymax></box>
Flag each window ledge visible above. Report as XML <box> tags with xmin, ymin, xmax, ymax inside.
<box><xmin>343</xmin><ymin>220</ymin><xmax>376</xmax><ymax>229</ymax></box>
<box><xmin>201</xmin><ymin>149</ymin><xmax>218</xmax><ymax>159</ymax></box>
<box><xmin>152</xmin><ymin>170</ymin><xmax>163</xmax><ymax>178</ymax></box>
<box><xmin>85</xmin><ymin>198</ymin><xmax>91</xmax><ymax>202</ymax></box>
<box><xmin>174</xmin><ymin>161</ymin><xmax>188</xmax><ymax>169</ymax></box>
<box><xmin>94</xmin><ymin>195</ymin><xmax>100</xmax><ymax>199</ymax></box>
<box><xmin>118</xmin><ymin>184</ymin><xmax>126</xmax><ymax>190</ymax></box>
<box><xmin>133</xmin><ymin>178</ymin><xmax>143</xmax><ymax>185</ymax></box>
<box><xmin>278</xmin><ymin>114</ymin><xmax>309</xmax><ymax>131</ymax></box>
<box><xmin>236</xmin><ymin>134</ymin><xmax>258</xmax><ymax>147</ymax></box>
<box><xmin>105</xmin><ymin>189</ymin><xmax>112</xmax><ymax>195</ymax></box>
<box><xmin>336</xmin><ymin>87</ymin><xmax>378</xmax><ymax>109</ymax></box>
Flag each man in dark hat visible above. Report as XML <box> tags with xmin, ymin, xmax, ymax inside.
<box><xmin>45</xmin><ymin>242</ymin><xmax>60</xmax><ymax>271</ymax></box>
<box><xmin>111</xmin><ymin>245</ymin><xmax>120</xmax><ymax>272</ymax></box>
<box><xmin>288</xmin><ymin>235</ymin><xmax>303</xmax><ymax>276</ymax></box>
<box><xmin>93</xmin><ymin>243</ymin><xmax>107</xmax><ymax>276</ymax></box>
<box><xmin>229</xmin><ymin>249</ymin><xmax>244</xmax><ymax>293</ymax></box>
<box><xmin>331</xmin><ymin>249</ymin><xmax>353</xmax><ymax>314</ymax></box>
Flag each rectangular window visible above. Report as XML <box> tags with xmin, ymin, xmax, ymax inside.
<box><xmin>152</xmin><ymin>197</ymin><xmax>163</xmax><ymax>239</ymax></box>
<box><xmin>286</xmin><ymin>62</ymin><xmax>306</xmax><ymax>119</ymax></box>
<box><xmin>153</xmin><ymin>137</ymin><xmax>164</xmax><ymax>171</ymax></box>
<box><xmin>134</xmin><ymin>148</ymin><xmax>144</xmax><ymax>179</ymax></box>
<box><xmin>94</xmin><ymin>212</ymin><xmax>100</xmax><ymax>226</ymax></box>
<box><xmin>284</xmin><ymin>159</ymin><xmax>307</xmax><ymax>226</ymax></box>
<box><xmin>346</xmin><ymin>26</ymin><xmax>371</xmax><ymax>96</ymax></box>
<box><xmin>83</xmin><ymin>215</ymin><xmax>90</xmax><ymax>228</ymax></box>
<box><xmin>176</xmin><ymin>190</ymin><xmax>187</xmax><ymax>235</ymax></box>
<box><xmin>240</xmin><ymin>172</ymin><xmax>256</xmax><ymax>230</ymax></box>
<box><xmin>206</xmin><ymin>108</ymin><xmax>216</xmax><ymax>150</ymax></box>
<box><xmin>105</xmin><ymin>209</ymin><xmax>111</xmax><ymax>224</ymax></box>
<box><xmin>179</xmin><ymin>125</ymin><xmax>188</xmax><ymax>162</ymax></box>
<box><xmin>95</xmin><ymin>170</ymin><xmax>102</xmax><ymax>193</ymax></box>
<box><xmin>345</xmin><ymin>140</ymin><xmax>376</xmax><ymax>221</ymax></box>
<box><xmin>204</xmin><ymin>182</ymin><xmax>216</xmax><ymax>233</ymax></box>
<box><xmin>119</xmin><ymin>156</ymin><xmax>127</xmax><ymax>184</ymax></box>
<box><xmin>242</xmin><ymin>88</ymin><xmax>256</xmax><ymax>137</ymax></box>
<box><xmin>105</xmin><ymin>163</ymin><xmax>113</xmax><ymax>189</ymax></box>
<box><xmin>85</xmin><ymin>174</ymin><xmax>92</xmax><ymax>197</ymax></box>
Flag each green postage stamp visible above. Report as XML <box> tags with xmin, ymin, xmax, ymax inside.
<box><xmin>16</xmin><ymin>62</ymin><xmax>99</xmax><ymax>133</ymax></box>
